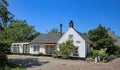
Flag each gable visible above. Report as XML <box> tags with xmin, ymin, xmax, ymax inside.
<box><xmin>58</xmin><ymin>28</ymin><xmax>84</xmax><ymax>44</ymax></box>
<box><xmin>57</xmin><ymin>28</ymin><xmax>91</xmax><ymax>44</ymax></box>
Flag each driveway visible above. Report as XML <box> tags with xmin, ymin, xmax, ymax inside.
<box><xmin>8</xmin><ymin>55</ymin><xmax>120</xmax><ymax>70</ymax></box>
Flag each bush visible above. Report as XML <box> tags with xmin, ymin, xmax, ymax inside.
<box><xmin>0</xmin><ymin>52</ymin><xmax>8</xmax><ymax>67</ymax></box>
<box><xmin>52</xmin><ymin>50</ymin><xmax>61</xmax><ymax>58</ymax></box>
<box><xmin>91</xmin><ymin>48</ymin><xmax>99</xmax><ymax>58</ymax></box>
<box><xmin>99</xmin><ymin>48</ymin><xmax>108</xmax><ymax>61</ymax></box>
<box><xmin>58</xmin><ymin>40</ymin><xmax>76</xmax><ymax>59</ymax></box>
<box><xmin>0</xmin><ymin>65</ymin><xmax>10</xmax><ymax>70</ymax></box>
<box><xmin>114</xmin><ymin>46</ymin><xmax>120</xmax><ymax>57</ymax></box>
<box><xmin>91</xmin><ymin>48</ymin><xmax>109</xmax><ymax>62</ymax></box>
<box><xmin>107</xmin><ymin>55</ymin><xmax>116</xmax><ymax>61</ymax></box>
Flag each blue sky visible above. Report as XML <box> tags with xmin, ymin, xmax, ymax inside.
<box><xmin>8</xmin><ymin>0</ymin><xmax>120</xmax><ymax>36</ymax></box>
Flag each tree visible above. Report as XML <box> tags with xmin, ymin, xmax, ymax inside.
<box><xmin>118</xmin><ymin>36</ymin><xmax>120</xmax><ymax>40</ymax></box>
<box><xmin>0</xmin><ymin>0</ymin><xmax>14</xmax><ymax>67</ymax></box>
<box><xmin>47</xmin><ymin>28</ymin><xmax>59</xmax><ymax>34</ymax></box>
<box><xmin>0</xmin><ymin>20</ymin><xmax>40</xmax><ymax>53</ymax></box>
<box><xmin>9</xmin><ymin>20</ymin><xmax>40</xmax><ymax>41</ymax></box>
<box><xmin>87</xmin><ymin>24</ymin><xmax>116</xmax><ymax>54</ymax></box>
<box><xmin>28</xmin><ymin>32</ymin><xmax>40</xmax><ymax>40</ymax></box>
<box><xmin>58</xmin><ymin>40</ymin><xmax>75</xmax><ymax>59</ymax></box>
<box><xmin>0</xmin><ymin>0</ymin><xmax>14</xmax><ymax>31</ymax></box>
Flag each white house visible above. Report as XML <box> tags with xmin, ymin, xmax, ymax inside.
<box><xmin>56</xmin><ymin>21</ymin><xmax>91</xmax><ymax>58</ymax></box>
<box><xmin>30</xmin><ymin>33</ymin><xmax>61</xmax><ymax>55</ymax></box>
<box><xmin>11</xmin><ymin>20</ymin><xmax>91</xmax><ymax>58</ymax></box>
<box><xmin>10</xmin><ymin>41</ymin><xmax>30</xmax><ymax>54</ymax></box>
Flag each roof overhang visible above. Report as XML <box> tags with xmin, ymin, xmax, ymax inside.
<box><xmin>43</xmin><ymin>43</ymin><xmax>56</xmax><ymax>46</ymax></box>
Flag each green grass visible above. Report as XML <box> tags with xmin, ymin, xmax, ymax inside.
<box><xmin>11</xmin><ymin>67</ymin><xmax>26</xmax><ymax>70</ymax></box>
<box><xmin>9</xmin><ymin>62</ymin><xmax>26</xmax><ymax>70</ymax></box>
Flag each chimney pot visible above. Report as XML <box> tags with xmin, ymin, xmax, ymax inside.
<box><xmin>69</xmin><ymin>20</ymin><xmax>74</xmax><ymax>28</ymax></box>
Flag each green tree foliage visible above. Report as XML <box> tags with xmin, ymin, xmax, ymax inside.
<box><xmin>58</xmin><ymin>40</ymin><xmax>75</xmax><ymax>59</ymax></box>
<box><xmin>47</xmin><ymin>28</ymin><xmax>59</xmax><ymax>34</ymax></box>
<box><xmin>0</xmin><ymin>0</ymin><xmax>14</xmax><ymax>31</ymax></box>
<box><xmin>0</xmin><ymin>0</ymin><xmax>14</xmax><ymax>67</ymax></box>
<box><xmin>0</xmin><ymin>20</ymin><xmax>40</xmax><ymax>53</ymax></box>
<box><xmin>88</xmin><ymin>24</ymin><xmax>116</xmax><ymax>54</ymax></box>
<box><xmin>8</xmin><ymin>20</ymin><xmax>40</xmax><ymax>41</ymax></box>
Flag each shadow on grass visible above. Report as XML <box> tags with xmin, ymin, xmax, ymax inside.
<box><xmin>8</xmin><ymin>58</ymin><xmax>49</xmax><ymax>68</ymax></box>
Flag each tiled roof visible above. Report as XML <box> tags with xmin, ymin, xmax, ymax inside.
<box><xmin>13</xmin><ymin>41</ymin><xmax>30</xmax><ymax>43</ymax></box>
<box><xmin>31</xmin><ymin>33</ymin><xmax>61</xmax><ymax>44</ymax></box>
<box><xmin>73</xmin><ymin>28</ymin><xmax>92</xmax><ymax>43</ymax></box>
<box><xmin>77</xmin><ymin>32</ymin><xmax>92</xmax><ymax>43</ymax></box>
<box><xmin>31</xmin><ymin>31</ymin><xmax>91</xmax><ymax>44</ymax></box>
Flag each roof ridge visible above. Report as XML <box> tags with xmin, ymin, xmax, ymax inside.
<box><xmin>72</xmin><ymin>28</ymin><xmax>92</xmax><ymax>43</ymax></box>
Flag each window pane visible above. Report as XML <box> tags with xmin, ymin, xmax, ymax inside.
<box><xmin>34</xmin><ymin>46</ymin><xmax>39</xmax><ymax>51</ymax></box>
<box><xmin>69</xmin><ymin>35</ymin><xmax>73</xmax><ymax>40</ymax></box>
<box><xmin>73</xmin><ymin>47</ymin><xmax>79</xmax><ymax>56</ymax></box>
<box><xmin>13</xmin><ymin>47</ymin><xmax>19</xmax><ymax>53</ymax></box>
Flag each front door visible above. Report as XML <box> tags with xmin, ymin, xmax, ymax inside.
<box><xmin>23</xmin><ymin>44</ymin><xmax>29</xmax><ymax>54</ymax></box>
<box><xmin>46</xmin><ymin>45</ymin><xmax>55</xmax><ymax>55</ymax></box>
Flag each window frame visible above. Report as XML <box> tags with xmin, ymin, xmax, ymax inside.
<box><xmin>73</xmin><ymin>46</ymin><xmax>79</xmax><ymax>56</ymax></box>
<box><xmin>13</xmin><ymin>46</ymin><xmax>19</xmax><ymax>53</ymax></box>
<box><xmin>69</xmin><ymin>35</ymin><xmax>73</xmax><ymax>40</ymax></box>
<box><xmin>33</xmin><ymin>45</ymin><xmax>39</xmax><ymax>51</ymax></box>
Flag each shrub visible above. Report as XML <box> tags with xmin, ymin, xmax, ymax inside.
<box><xmin>0</xmin><ymin>52</ymin><xmax>8</xmax><ymax>67</ymax></box>
<box><xmin>91</xmin><ymin>47</ymin><xmax>99</xmax><ymax>58</ymax></box>
<box><xmin>99</xmin><ymin>48</ymin><xmax>108</xmax><ymax>56</ymax></box>
<box><xmin>58</xmin><ymin>40</ymin><xmax>75</xmax><ymax>59</ymax></box>
<box><xmin>52</xmin><ymin>50</ymin><xmax>61</xmax><ymax>58</ymax></box>
<box><xmin>0</xmin><ymin>65</ymin><xmax>10</xmax><ymax>70</ymax></box>
<box><xmin>91</xmin><ymin>47</ymin><xmax>109</xmax><ymax>62</ymax></box>
<box><xmin>114</xmin><ymin>46</ymin><xmax>120</xmax><ymax>57</ymax></box>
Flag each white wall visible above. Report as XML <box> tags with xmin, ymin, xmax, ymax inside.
<box><xmin>40</xmin><ymin>44</ymin><xmax>46</xmax><ymax>54</ymax></box>
<box><xmin>57</xmin><ymin>28</ymin><xmax>86</xmax><ymax>58</ymax></box>
<box><xmin>11</xmin><ymin>42</ymin><xmax>29</xmax><ymax>53</ymax></box>
<box><xmin>29</xmin><ymin>44</ymin><xmax>45</xmax><ymax>54</ymax></box>
<box><xmin>11</xmin><ymin>43</ymin><xmax>21</xmax><ymax>53</ymax></box>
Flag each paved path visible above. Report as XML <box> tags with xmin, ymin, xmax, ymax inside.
<box><xmin>8</xmin><ymin>55</ymin><xmax>120</xmax><ymax>70</ymax></box>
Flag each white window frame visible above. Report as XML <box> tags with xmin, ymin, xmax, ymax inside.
<box><xmin>34</xmin><ymin>46</ymin><xmax>39</xmax><ymax>51</ymax></box>
<box><xmin>73</xmin><ymin>46</ymin><xmax>79</xmax><ymax>56</ymax></box>
<box><xmin>69</xmin><ymin>35</ymin><xmax>73</xmax><ymax>40</ymax></box>
<box><xmin>13</xmin><ymin>44</ymin><xmax>20</xmax><ymax>53</ymax></box>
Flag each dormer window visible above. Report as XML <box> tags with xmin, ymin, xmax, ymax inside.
<box><xmin>69</xmin><ymin>35</ymin><xmax>73</xmax><ymax>40</ymax></box>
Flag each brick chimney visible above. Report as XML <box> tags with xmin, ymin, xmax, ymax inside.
<box><xmin>69</xmin><ymin>20</ymin><xmax>74</xmax><ymax>28</ymax></box>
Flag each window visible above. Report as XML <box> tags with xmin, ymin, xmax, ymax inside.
<box><xmin>69</xmin><ymin>35</ymin><xmax>73</xmax><ymax>40</ymax></box>
<box><xmin>13</xmin><ymin>47</ymin><xmax>19</xmax><ymax>53</ymax></box>
<box><xmin>17</xmin><ymin>44</ymin><xmax>19</xmax><ymax>46</ymax></box>
<box><xmin>13</xmin><ymin>44</ymin><xmax>20</xmax><ymax>53</ymax></box>
<box><xmin>73</xmin><ymin>47</ymin><xmax>79</xmax><ymax>56</ymax></box>
<box><xmin>76</xmin><ymin>41</ymin><xmax>80</xmax><ymax>43</ymax></box>
<box><xmin>46</xmin><ymin>46</ymin><xmax>55</xmax><ymax>55</ymax></box>
<box><xmin>23</xmin><ymin>44</ymin><xmax>29</xmax><ymax>53</ymax></box>
<box><xmin>34</xmin><ymin>46</ymin><xmax>39</xmax><ymax>51</ymax></box>
<box><xmin>13</xmin><ymin>44</ymin><xmax>16</xmax><ymax>46</ymax></box>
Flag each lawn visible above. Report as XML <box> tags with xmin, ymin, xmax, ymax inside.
<box><xmin>1</xmin><ymin>62</ymin><xmax>26</xmax><ymax>70</ymax></box>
